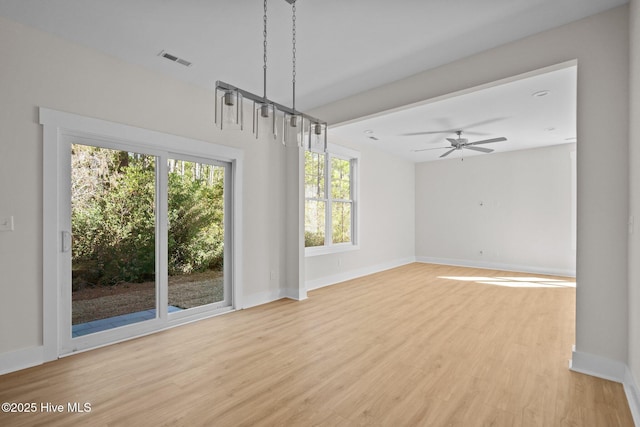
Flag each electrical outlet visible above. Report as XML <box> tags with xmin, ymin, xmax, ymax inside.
<box><xmin>0</xmin><ymin>216</ymin><xmax>14</xmax><ymax>232</ymax></box>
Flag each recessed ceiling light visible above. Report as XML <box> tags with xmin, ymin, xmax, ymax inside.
<box><xmin>532</xmin><ymin>90</ymin><xmax>550</xmax><ymax>97</ymax></box>
<box><xmin>545</xmin><ymin>127</ymin><xmax>556</xmax><ymax>131</ymax></box>
<box><xmin>363</xmin><ymin>130</ymin><xmax>374</xmax><ymax>135</ymax></box>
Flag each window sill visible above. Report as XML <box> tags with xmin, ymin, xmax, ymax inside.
<box><xmin>305</xmin><ymin>244</ymin><xmax>360</xmax><ymax>257</ymax></box>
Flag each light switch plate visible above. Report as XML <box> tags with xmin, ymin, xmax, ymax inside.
<box><xmin>0</xmin><ymin>216</ymin><xmax>14</xmax><ymax>231</ymax></box>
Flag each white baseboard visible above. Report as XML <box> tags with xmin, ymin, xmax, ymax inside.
<box><xmin>570</xmin><ymin>348</ymin><xmax>640</xmax><ymax>425</ymax></box>
<box><xmin>305</xmin><ymin>257</ymin><xmax>416</xmax><ymax>291</ymax></box>
<box><xmin>0</xmin><ymin>346</ymin><xmax>44</xmax><ymax>376</ymax></box>
<box><xmin>415</xmin><ymin>256</ymin><xmax>576</xmax><ymax>278</ymax></box>
<box><xmin>624</xmin><ymin>367</ymin><xmax>640</xmax><ymax>426</ymax></box>
<box><xmin>241</xmin><ymin>289</ymin><xmax>284</xmax><ymax>309</ymax></box>
<box><xmin>281</xmin><ymin>287</ymin><xmax>308</xmax><ymax>302</ymax></box>
<box><xmin>241</xmin><ymin>287</ymin><xmax>306</xmax><ymax>310</ymax></box>
<box><xmin>569</xmin><ymin>347</ymin><xmax>627</xmax><ymax>382</ymax></box>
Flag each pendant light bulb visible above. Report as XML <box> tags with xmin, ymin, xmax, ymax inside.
<box><xmin>260</xmin><ymin>103</ymin><xmax>270</xmax><ymax>118</ymax></box>
<box><xmin>254</xmin><ymin>101</ymin><xmax>278</xmax><ymax>140</ymax></box>
<box><xmin>224</xmin><ymin>91</ymin><xmax>235</xmax><ymax>106</ymax></box>
<box><xmin>313</xmin><ymin>123</ymin><xmax>322</xmax><ymax>146</ymax></box>
<box><xmin>284</xmin><ymin>113</ymin><xmax>303</xmax><ymax>147</ymax></box>
<box><xmin>308</xmin><ymin>122</ymin><xmax>327</xmax><ymax>152</ymax></box>
<box><xmin>216</xmin><ymin>88</ymin><xmax>243</xmax><ymax>130</ymax></box>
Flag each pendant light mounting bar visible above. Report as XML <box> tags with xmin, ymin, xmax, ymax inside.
<box><xmin>215</xmin><ymin>80</ymin><xmax>326</xmax><ymax>128</ymax></box>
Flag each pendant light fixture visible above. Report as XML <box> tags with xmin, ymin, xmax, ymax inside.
<box><xmin>214</xmin><ymin>0</ymin><xmax>327</xmax><ymax>152</ymax></box>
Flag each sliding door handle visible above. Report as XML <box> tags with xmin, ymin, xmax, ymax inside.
<box><xmin>61</xmin><ymin>231</ymin><xmax>72</xmax><ymax>253</ymax></box>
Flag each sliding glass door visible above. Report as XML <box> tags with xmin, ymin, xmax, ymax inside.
<box><xmin>71</xmin><ymin>144</ymin><xmax>158</xmax><ymax>337</ymax></box>
<box><xmin>60</xmin><ymin>139</ymin><xmax>232</xmax><ymax>354</ymax></box>
<box><xmin>166</xmin><ymin>157</ymin><xmax>231</xmax><ymax>316</ymax></box>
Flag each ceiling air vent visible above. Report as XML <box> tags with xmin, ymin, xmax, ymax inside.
<box><xmin>158</xmin><ymin>50</ymin><xmax>192</xmax><ymax>67</ymax></box>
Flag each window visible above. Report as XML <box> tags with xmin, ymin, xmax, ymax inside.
<box><xmin>304</xmin><ymin>145</ymin><xmax>358</xmax><ymax>255</ymax></box>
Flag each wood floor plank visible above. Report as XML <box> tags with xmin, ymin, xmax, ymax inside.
<box><xmin>0</xmin><ymin>263</ymin><xmax>634</xmax><ymax>426</ymax></box>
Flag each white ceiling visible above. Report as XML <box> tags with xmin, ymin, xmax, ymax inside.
<box><xmin>0</xmin><ymin>0</ymin><xmax>623</xmax><ymax>161</ymax></box>
<box><xmin>330</xmin><ymin>64</ymin><xmax>577</xmax><ymax>162</ymax></box>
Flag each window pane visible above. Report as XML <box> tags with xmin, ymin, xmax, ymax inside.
<box><xmin>168</xmin><ymin>159</ymin><xmax>226</xmax><ymax>311</ymax></box>
<box><xmin>332</xmin><ymin>201</ymin><xmax>352</xmax><ymax>244</ymax></box>
<box><xmin>305</xmin><ymin>200</ymin><xmax>325</xmax><ymax>247</ymax></box>
<box><xmin>305</xmin><ymin>151</ymin><xmax>325</xmax><ymax>199</ymax></box>
<box><xmin>331</xmin><ymin>157</ymin><xmax>351</xmax><ymax>200</ymax></box>
<box><xmin>71</xmin><ymin>144</ymin><xmax>156</xmax><ymax>336</ymax></box>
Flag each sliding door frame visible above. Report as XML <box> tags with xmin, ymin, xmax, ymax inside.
<box><xmin>42</xmin><ymin>108</ymin><xmax>243</xmax><ymax>360</ymax></box>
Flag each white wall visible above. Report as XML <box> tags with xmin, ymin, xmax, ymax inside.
<box><xmin>415</xmin><ymin>144</ymin><xmax>576</xmax><ymax>276</ymax></box>
<box><xmin>628</xmin><ymin>0</ymin><xmax>640</xmax><ymax>416</ymax></box>
<box><xmin>312</xmin><ymin>7</ymin><xmax>630</xmax><ymax>365</ymax></box>
<box><xmin>304</xmin><ymin>138</ymin><xmax>415</xmax><ymax>289</ymax></box>
<box><xmin>0</xmin><ymin>16</ymin><xmax>294</xmax><ymax>356</ymax></box>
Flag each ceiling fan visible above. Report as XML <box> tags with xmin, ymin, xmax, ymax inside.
<box><xmin>414</xmin><ymin>130</ymin><xmax>507</xmax><ymax>158</ymax></box>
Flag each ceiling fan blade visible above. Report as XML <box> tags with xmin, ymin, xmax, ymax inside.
<box><xmin>460</xmin><ymin>117</ymin><xmax>507</xmax><ymax>130</ymax></box>
<box><xmin>401</xmin><ymin>117</ymin><xmax>508</xmax><ymax>137</ymax></box>
<box><xmin>446</xmin><ymin>138</ymin><xmax>458</xmax><ymax>144</ymax></box>
<box><xmin>413</xmin><ymin>146</ymin><xmax>451</xmax><ymax>152</ymax></box>
<box><xmin>464</xmin><ymin>145</ymin><xmax>493</xmax><ymax>154</ymax></box>
<box><xmin>401</xmin><ymin>131</ymin><xmax>454</xmax><ymax>136</ymax></box>
<box><xmin>440</xmin><ymin>148</ymin><xmax>457</xmax><ymax>158</ymax></box>
<box><xmin>401</xmin><ymin>129</ymin><xmax>487</xmax><ymax>136</ymax></box>
<box><xmin>469</xmin><ymin>137</ymin><xmax>507</xmax><ymax>145</ymax></box>
<box><xmin>456</xmin><ymin>130</ymin><xmax>487</xmax><ymax>136</ymax></box>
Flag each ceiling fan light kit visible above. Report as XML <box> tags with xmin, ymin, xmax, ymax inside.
<box><xmin>214</xmin><ymin>0</ymin><xmax>328</xmax><ymax>152</ymax></box>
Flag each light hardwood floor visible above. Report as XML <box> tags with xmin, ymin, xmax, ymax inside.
<box><xmin>0</xmin><ymin>263</ymin><xmax>634</xmax><ymax>426</ymax></box>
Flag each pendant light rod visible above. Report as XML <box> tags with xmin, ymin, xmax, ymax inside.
<box><xmin>263</xmin><ymin>0</ymin><xmax>268</xmax><ymax>101</ymax></box>
<box><xmin>291</xmin><ymin>0</ymin><xmax>296</xmax><ymax>112</ymax></box>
